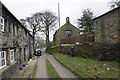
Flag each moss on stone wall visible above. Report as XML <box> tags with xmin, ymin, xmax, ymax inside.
<box><xmin>48</xmin><ymin>43</ymin><xmax>120</xmax><ymax>62</ymax></box>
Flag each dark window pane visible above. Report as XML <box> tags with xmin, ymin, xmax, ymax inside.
<box><xmin>2</xmin><ymin>59</ymin><xmax>5</xmax><ymax>66</ymax></box>
<box><xmin>11</xmin><ymin>56</ymin><xmax>13</xmax><ymax>60</ymax></box>
<box><xmin>1</xmin><ymin>25</ymin><xmax>3</xmax><ymax>30</ymax></box>
<box><xmin>1</xmin><ymin>18</ymin><xmax>3</xmax><ymax>24</ymax></box>
<box><xmin>9</xmin><ymin>23</ymin><xmax>11</xmax><ymax>33</ymax></box>
<box><xmin>65</xmin><ymin>30</ymin><xmax>72</xmax><ymax>37</ymax></box>
<box><xmin>1</xmin><ymin>52</ymin><xmax>4</xmax><ymax>58</ymax></box>
<box><xmin>13</xmin><ymin>24</ymin><xmax>15</xmax><ymax>34</ymax></box>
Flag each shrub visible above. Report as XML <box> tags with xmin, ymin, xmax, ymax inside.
<box><xmin>60</xmin><ymin>46</ymin><xmax>72</xmax><ymax>54</ymax></box>
<box><xmin>29</xmin><ymin>52</ymin><xmax>33</xmax><ymax>59</ymax></box>
<box><xmin>49</xmin><ymin>43</ymin><xmax>120</xmax><ymax>62</ymax></box>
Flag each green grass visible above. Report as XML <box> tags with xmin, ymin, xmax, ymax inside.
<box><xmin>46</xmin><ymin>59</ymin><xmax>61</xmax><ymax>79</ymax></box>
<box><xmin>32</xmin><ymin>63</ymin><xmax>37</xmax><ymax>78</ymax></box>
<box><xmin>29</xmin><ymin>58</ymin><xmax>38</xmax><ymax>80</ymax></box>
<box><xmin>40</xmin><ymin>46</ymin><xmax>46</xmax><ymax>49</ymax></box>
<box><xmin>51</xmin><ymin>51</ymin><xmax>119</xmax><ymax>78</ymax></box>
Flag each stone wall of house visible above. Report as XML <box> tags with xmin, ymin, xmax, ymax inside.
<box><xmin>0</xmin><ymin>1</ymin><xmax>2</xmax><ymax>55</ymax></box>
<box><xmin>1</xmin><ymin>4</ymin><xmax>33</xmax><ymax>63</ymax></box>
<box><xmin>0</xmin><ymin>2</ymin><xmax>2</xmax><ymax>79</ymax></box>
<box><xmin>2</xmin><ymin>6</ymin><xmax>22</xmax><ymax>66</ymax></box>
<box><xmin>0</xmin><ymin>2</ymin><xmax>33</xmax><ymax>79</ymax></box>
<box><xmin>0</xmin><ymin>1</ymin><xmax>2</xmax><ymax>16</ymax></box>
<box><xmin>53</xmin><ymin>17</ymin><xmax>80</xmax><ymax>45</ymax></box>
<box><xmin>94</xmin><ymin>7</ymin><xmax>120</xmax><ymax>44</ymax></box>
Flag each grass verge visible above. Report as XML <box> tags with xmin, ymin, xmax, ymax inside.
<box><xmin>50</xmin><ymin>51</ymin><xmax>119</xmax><ymax>78</ymax></box>
<box><xmin>29</xmin><ymin>58</ymin><xmax>38</xmax><ymax>80</ymax></box>
<box><xmin>31</xmin><ymin>63</ymin><xmax>37</xmax><ymax>78</ymax></box>
<box><xmin>46</xmin><ymin>59</ymin><xmax>61</xmax><ymax>79</ymax></box>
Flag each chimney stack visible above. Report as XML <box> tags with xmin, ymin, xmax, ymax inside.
<box><xmin>66</xmin><ymin>17</ymin><xmax>70</xmax><ymax>23</ymax></box>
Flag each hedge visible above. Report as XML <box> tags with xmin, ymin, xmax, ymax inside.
<box><xmin>47</xmin><ymin>43</ymin><xmax>120</xmax><ymax>62</ymax></box>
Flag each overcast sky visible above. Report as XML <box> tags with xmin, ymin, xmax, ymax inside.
<box><xmin>1</xmin><ymin>0</ymin><xmax>111</xmax><ymax>41</ymax></box>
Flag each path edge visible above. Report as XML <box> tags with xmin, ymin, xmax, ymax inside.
<box><xmin>29</xmin><ymin>57</ymin><xmax>38</xmax><ymax>79</ymax></box>
<box><xmin>47</xmin><ymin>52</ymin><xmax>80</xmax><ymax>78</ymax></box>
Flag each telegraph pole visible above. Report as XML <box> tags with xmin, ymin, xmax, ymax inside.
<box><xmin>58</xmin><ymin>3</ymin><xmax>61</xmax><ymax>52</ymax></box>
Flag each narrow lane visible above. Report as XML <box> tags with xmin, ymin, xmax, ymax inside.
<box><xmin>36</xmin><ymin>48</ymin><xmax>77</xmax><ymax>79</ymax></box>
<box><xmin>35</xmin><ymin>49</ymin><xmax>48</xmax><ymax>78</ymax></box>
<box><xmin>46</xmin><ymin>53</ymin><xmax>77</xmax><ymax>78</ymax></box>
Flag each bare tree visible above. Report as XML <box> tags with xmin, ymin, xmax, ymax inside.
<box><xmin>36</xmin><ymin>10</ymin><xmax>58</xmax><ymax>47</ymax></box>
<box><xmin>35</xmin><ymin>36</ymin><xmax>45</xmax><ymax>47</ymax></box>
<box><xmin>20</xmin><ymin>19</ymin><xmax>27</xmax><ymax>28</ymax></box>
<box><xmin>20</xmin><ymin>10</ymin><xmax>57</xmax><ymax>49</ymax></box>
<box><xmin>109</xmin><ymin>0</ymin><xmax>120</xmax><ymax>9</ymax></box>
<box><xmin>25</xmin><ymin>13</ymin><xmax>42</xmax><ymax>50</ymax></box>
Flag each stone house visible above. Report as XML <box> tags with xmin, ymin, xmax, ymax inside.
<box><xmin>0</xmin><ymin>1</ymin><xmax>33</xmax><ymax>79</ymax></box>
<box><xmin>53</xmin><ymin>17</ymin><xmax>80</xmax><ymax>45</ymax></box>
<box><xmin>93</xmin><ymin>7</ymin><xmax>120</xmax><ymax>44</ymax></box>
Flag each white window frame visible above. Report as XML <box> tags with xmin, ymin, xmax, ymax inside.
<box><xmin>0</xmin><ymin>16</ymin><xmax>4</xmax><ymax>31</ymax></box>
<box><xmin>65</xmin><ymin>30</ymin><xmax>72</xmax><ymax>37</ymax></box>
<box><xmin>10</xmin><ymin>50</ymin><xmax>14</xmax><ymax>63</ymax></box>
<box><xmin>0</xmin><ymin>51</ymin><xmax>6</xmax><ymax>69</ymax></box>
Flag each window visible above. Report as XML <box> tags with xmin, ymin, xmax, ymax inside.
<box><xmin>10</xmin><ymin>50</ymin><xmax>14</xmax><ymax>63</ymax></box>
<box><xmin>13</xmin><ymin>24</ymin><xmax>15</xmax><ymax>35</ymax></box>
<box><xmin>0</xmin><ymin>51</ymin><xmax>6</xmax><ymax>69</ymax></box>
<box><xmin>8</xmin><ymin>23</ymin><xmax>11</xmax><ymax>33</ymax></box>
<box><xmin>19</xmin><ymin>27</ymin><xmax>21</xmax><ymax>32</ymax></box>
<box><xmin>4</xmin><ymin>20</ymin><xmax>7</xmax><ymax>31</ymax></box>
<box><xmin>0</xmin><ymin>16</ymin><xmax>4</xmax><ymax>31</ymax></box>
<box><xmin>65</xmin><ymin>30</ymin><xmax>72</xmax><ymax>37</ymax></box>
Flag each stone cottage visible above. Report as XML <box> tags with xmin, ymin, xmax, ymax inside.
<box><xmin>0</xmin><ymin>1</ymin><xmax>33</xmax><ymax>79</ymax></box>
<box><xmin>93</xmin><ymin>7</ymin><xmax>120</xmax><ymax>44</ymax></box>
<box><xmin>53</xmin><ymin>17</ymin><xmax>80</xmax><ymax>45</ymax></box>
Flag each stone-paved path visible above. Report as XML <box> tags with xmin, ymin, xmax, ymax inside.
<box><xmin>13</xmin><ymin>58</ymin><xmax>37</xmax><ymax>78</ymax></box>
<box><xmin>35</xmin><ymin>48</ymin><xmax>77</xmax><ymax>79</ymax></box>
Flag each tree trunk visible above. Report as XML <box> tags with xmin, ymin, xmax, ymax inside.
<box><xmin>48</xmin><ymin>31</ymin><xmax>49</xmax><ymax>45</ymax></box>
<box><xmin>33</xmin><ymin>36</ymin><xmax>35</xmax><ymax>51</ymax></box>
<box><xmin>33</xmin><ymin>29</ymin><xmax>35</xmax><ymax>51</ymax></box>
<box><xmin>45</xmin><ymin>25</ymin><xmax>50</xmax><ymax>48</ymax></box>
<box><xmin>46</xmin><ymin>31</ymin><xmax>50</xmax><ymax>48</ymax></box>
